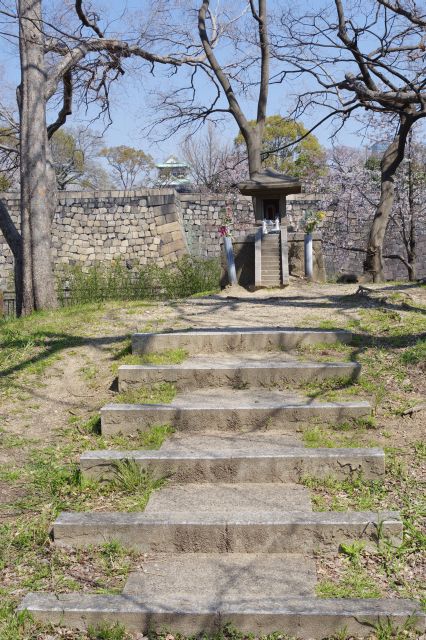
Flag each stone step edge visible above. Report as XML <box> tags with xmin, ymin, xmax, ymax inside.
<box><xmin>80</xmin><ymin>446</ymin><xmax>384</xmax><ymax>463</ymax></box>
<box><xmin>131</xmin><ymin>329</ymin><xmax>354</xmax><ymax>354</ymax></box>
<box><xmin>118</xmin><ymin>361</ymin><xmax>361</xmax><ymax>371</ymax></box>
<box><xmin>18</xmin><ymin>593</ymin><xmax>425</xmax><ymax>637</ymax></box>
<box><xmin>101</xmin><ymin>399</ymin><xmax>371</xmax><ymax>411</ymax></box>
<box><xmin>80</xmin><ymin>446</ymin><xmax>385</xmax><ymax>481</ymax></box>
<box><xmin>52</xmin><ymin>510</ymin><xmax>403</xmax><ymax>551</ymax></box>
<box><xmin>54</xmin><ymin>510</ymin><xmax>402</xmax><ymax>527</ymax></box>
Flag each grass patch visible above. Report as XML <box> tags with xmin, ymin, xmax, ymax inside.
<box><xmin>301</xmin><ymin>473</ymin><xmax>387</xmax><ymax>512</ymax></box>
<box><xmin>116</xmin><ymin>382</ymin><xmax>176</xmax><ymax>405</ymax></box>
<box><xmin>316</xmin><ymin>566</ymin><xmax>382</xmax><ymax>598</ymax></box>
<box><xmin>87</xmin><ymin>621</ymin><xmax>129</xmax><ymax>639</ymax></box>
<box><xmin>296</xmin><ymin>341</ymin><xmax>355</xmax><ymax>362</ymax></box>
<box><xmin>400</xmin><ymin>338</ymin><xmax>426</xmax><ymax>366</ymax></box>
<box><xmin>302</xmin><ymin>420</ymin><xmax>377</xmax><ymax>449</ymax></box>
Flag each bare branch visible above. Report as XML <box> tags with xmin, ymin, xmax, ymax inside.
<box><xmin>376</xmin><ymin>0</ymin><xmax>426</xmax><ymax>27</ymax></box>
<box><xmin>47</xmin><ymin>71</ymin><xmax>73</xmax><ymax>138</ymax></box>
<box><xmin>75</xmin><ymin>0</ymin><xmax>104</xmax><ymax>38</ymax></box>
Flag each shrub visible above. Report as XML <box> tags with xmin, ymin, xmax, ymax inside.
<box><xmin>56</xmin><ymin>256</ymin><xmax>220</xmax><ymax>305</ymax></box>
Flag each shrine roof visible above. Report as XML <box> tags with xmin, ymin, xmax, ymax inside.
<box><xmin>238</xmin><ymin>169</ymin><xmax>302</xmax><ymax>196</ymax></box>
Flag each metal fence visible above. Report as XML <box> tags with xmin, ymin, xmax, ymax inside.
<box><xmin>2</xmin><ymin>292</ymin><xmax>16</xmax><ymax>318</ymax></box>
<box><xmin>1</xmin><ymin>288</ymin><xmax>72</xmax><ymax>318</ymax></box>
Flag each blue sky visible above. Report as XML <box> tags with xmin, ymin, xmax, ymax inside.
<box><xmin>0</xmin><ymin>0</ymin><xmax>410</xmax><ymax>163</ymax></box>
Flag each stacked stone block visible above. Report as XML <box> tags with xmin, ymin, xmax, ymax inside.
<box><xmin>178</xmin><ymin>194</ymin><xmax>255</xmax><ymax>258</ymax></box>
<box><xmin>0</xmin><ymin>189</ymin><xmax>188</xmax><ymax>291</ymax></box>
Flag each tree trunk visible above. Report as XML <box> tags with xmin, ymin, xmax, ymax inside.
<box><xmin>363</xmin><ymin>117</ymin><xmax>412</xmax><ymax>282</ymax></box>
<box><xmin>406</xmin><ymin>136</ymin><xmax>416</xmax><ymax>281</ymax></box>
<box><xmin>19</xmin><ymin>0</ymin><xmax>58</xmax><ymax>314</ymax></box>
<box><xmin>246</xmin><ymin>131</ymin><xmax>263</xmax><ymax>177</ymax></box>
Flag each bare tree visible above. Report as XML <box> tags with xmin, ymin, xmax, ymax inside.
<box><xmin>274</xmin><ymin>0</ymin><xmax>426</xmax><ymax>281</ymax></box>
<box><xmin>182</xmin><ymin>123</ymin><xmax>247</xmax><ymax>192</ymax></box>
<box><xmin>149</xmin><ymin>1</ymin><xmax>273</xmax><ymax>179</ymax></box>
<box><xmin>198</xmin><ymin>0</ymin><xmax>270</xmax><ymax>177</ymax></box>
<box><xmin>390</xmin><ymin>129</ymin><xmax>426</xmax><ymax>280</ymax></box>
<box><xmin>0</xmin><ymin>1</ymin><xmax>186</xmax><ymax>314</ymax></box>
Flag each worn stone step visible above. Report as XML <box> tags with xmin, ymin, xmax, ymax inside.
<box><xmin>80</xmin><ymin>432</ymin><xmax>384</xmax><ymax>482</ymax></box>
<box><xmin>118</xmin><ymin>355</ymin><xmax>360</xmax><ymax>391</ymax></box>
<box><xmin>121</xmin><ymin>552</ymin><xmax>316</xmax><ymax>598</ymax></box>
<box><xmin>19</xmin><ymin>592</ymin><xmax>424</xmax><ymax>638</ymax></box>
<box><xmin>101</xmin><ymin>389</ymin><xmax>371</xmax><ymax>435</ymax></box>
<box><xmin>131</xmin><ymin>328</ymin><xmax>354</xmax><ymax>355</ymax></box>
<box><xmin>53</xmin><ymin>504</ymin><xmax>402</xmax><ymax>552</ymax></box>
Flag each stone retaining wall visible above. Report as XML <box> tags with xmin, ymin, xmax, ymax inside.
<box><xmin>1</xmin><ymin>188</ymin><xmax>424</xmax><ymax>291</ymax></box>
<box><xmin>0</xmin><ymin>189</ymin><xmax>188</xmax><ymax>290</ymax></box>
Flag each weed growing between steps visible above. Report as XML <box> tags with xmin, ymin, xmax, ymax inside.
<box><xmin>302</xmin><ymin>418</ymin><xmax>379</xmax><ymax>449</ymax></box>
<box><xmin>116</xmin><ymin>382</ymin><xmax>176</xmax><ymax>404</ymax></box>
<box><xmin>296</xmin><ymin>341</ymin><xmax>355</xmax><ymax>362</ymax></box>
<box><xmin>111</xmin><ymin>348</ymin><xmax>188</xmax><ymax>375</ymax></box>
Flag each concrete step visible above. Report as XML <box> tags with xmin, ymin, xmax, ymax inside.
<box><xmin>118</xmin><ymin>355</ymin><xmax>361</xmax><ymax>391</ymax></box>
<box><xmin>53</xmin><ymin>496</ymin><xmax>402</xmax><ymax>551</ymax></box>
<box><xmin>19</xmin><ymin>591</ymin><xmax>424</xmax><ymax>638</ymax></box>
<box><xmin>262</xmin><ymin>235</ymin><xmax>279</xmax><ymax>242</ymax></box>
<box><xmin>101</xmin><ymin>389</ymin><xmax>371</xmax><ymax>435</ymax></box>
<box><xmin>262</xmin><ymin>241</ymin><xmax>279</xmax><ymax>248</ymax></box>
<box><xmin>131</xmin><ymin>328</ymin><xmax>354</xmax><ymax>355</ymax></box>
<box><xmin>80</xmin><ymin>439</ymin><xmax>385</xmax><ymax>483</ymax></box>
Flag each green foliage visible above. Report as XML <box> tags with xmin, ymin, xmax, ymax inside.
<box><xmin>0</xmin><ymin>173</ymin><xmax>11</xmax><ymax>192</ymax></box>
<box><xmin>99</xmin><ymin>145</ymin><xmax>154</xmax><ymax>189</ymax></box>
<box><xmin>339</xmin><ymin>540</ymin><xmax>366</xmax><ymax>565</ymax></box>
<box><xmin>50</xmin><ymin>129</ymin><xmax>85</xmax><ymax>190</ymax></box>
<box><xmin>235</xmin><ymin>115</ymin><xmax>327</xmax><ymax>180</ymax></box>
<box><xmin>57</xmin><ymin>257</ymin><xmax>220</xmax><ymax>305</ymax></box>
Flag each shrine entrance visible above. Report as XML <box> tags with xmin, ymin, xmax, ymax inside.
<box><xmin>263</xmin><ymin>199</ymin><xmax>280</xmax><ymax>221</ymax></box>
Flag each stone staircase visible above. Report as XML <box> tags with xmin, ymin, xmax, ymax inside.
<box><xmin>261</xmin><ymin>234</ymin><xmax>282</xmax><ymax>287</ymax></box>
<box><xmin>19</xmin><ymin>328</ymin><xmax>425</xmax><ymax>638</ymax></box>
